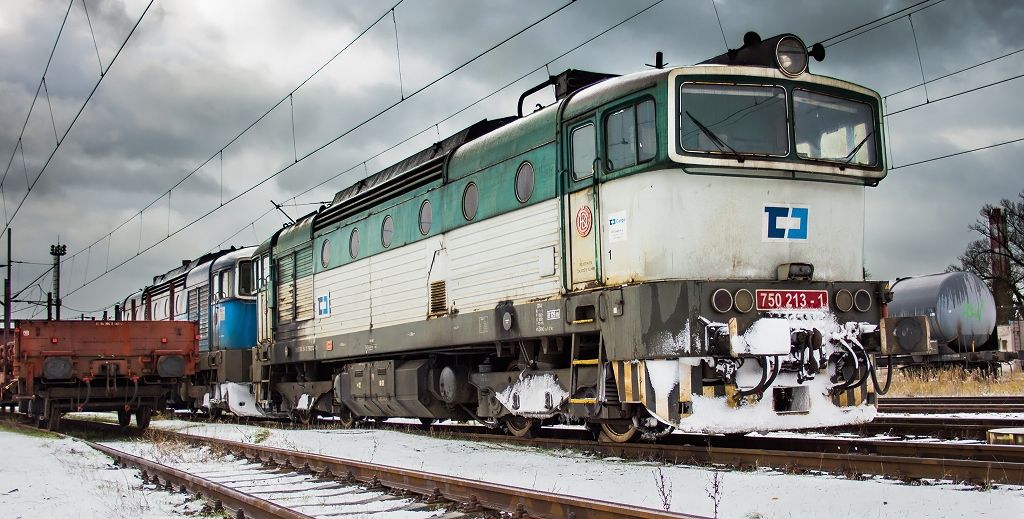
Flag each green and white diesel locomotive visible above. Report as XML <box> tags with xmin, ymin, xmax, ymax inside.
<box><xmin>129</xmin><ymin>33</ymin><xmax>931</xmax><ymax>441</ymax></box>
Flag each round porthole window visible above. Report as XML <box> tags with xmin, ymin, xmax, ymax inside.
<box><xmin>381</xmin><ymin>215</ymin><xmax>394</xmax><ymax>248</ymax></box>
<box><xmin>418</xmin><ymin>200</ymin><xmax>432</xmax><ymax>235</ymax></box>
<box><xmin>462</xmin><ymin>182</ymin><xmax>479</xmax><ymax>221</ymax></box>
<box><xmin>349</xmin><ymin>228</ymin><xmax>360</xmax><ymax>259</ymax></box>
<box><xmin>515</xmin><ymin>161</ymin><xmax>534</xmax><ymax>203</ymax></box>
<box><xmin>320</xmin><ymin>239</ymin><xmax>331</xmax><ymax>268</ymax></box>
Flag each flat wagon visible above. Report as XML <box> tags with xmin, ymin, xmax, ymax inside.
<box><xmin>0</xmin><ymin>319</ymin><xmax>198</xmax><ymax>430</ymax></box>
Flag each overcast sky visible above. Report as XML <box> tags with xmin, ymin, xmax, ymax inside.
<box><xmin>1</xmin><ymin>0</ymin><xmax>1022</xmax><ymax>317</ymax></box>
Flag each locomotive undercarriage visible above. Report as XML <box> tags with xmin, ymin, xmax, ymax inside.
<box><xmin>238</xmin><ymin>278</ymin><xmax>895</xmax><ymax>441</ymax></box>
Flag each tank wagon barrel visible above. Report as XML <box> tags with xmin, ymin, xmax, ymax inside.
<box><xmin>888</xmin><ymin>272</ymin><xmax>998</xmax><ymax>352</ymax></box>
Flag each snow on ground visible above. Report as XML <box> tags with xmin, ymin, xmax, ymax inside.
<box><xmin>115</xmin><ymin>416</ymin><xmax>1024</xmax><ymax>519</ymax></box>
<box><xmin>0</xmin><ymin>426</ymin><xmax>203</xmax><ymax>519</ymax></box>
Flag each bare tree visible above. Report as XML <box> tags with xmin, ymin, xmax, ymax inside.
<box><xmin>947</xmin><ymin>190</ymin><xmax>1024</xmax><ymax>319</ymax></box>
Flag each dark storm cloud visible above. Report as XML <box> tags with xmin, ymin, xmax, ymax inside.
<box><xmin>1</xmin><ymin>0</ymin><xmax>1021</xmax><ymax>314</ymax></box>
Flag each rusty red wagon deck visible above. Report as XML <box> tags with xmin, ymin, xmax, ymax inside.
<box><xmin>0</xmin><ymin>319</ymin><xmax>198</xmax><ymax>430</ymax></box>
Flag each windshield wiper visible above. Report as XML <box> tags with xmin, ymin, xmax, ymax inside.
<box><xmin>685</xmin><ymin>111</ymin><xmax>745</xmax><ymax>163</ymax></box>
<box><xmin>841</xmin><ymin>129</ymin><xmax>874</xmax><ymax>167</ymax></box>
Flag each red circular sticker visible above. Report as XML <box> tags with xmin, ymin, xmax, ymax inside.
<box><xmin>575</xmin><ymin>206</ymin><xmax>593</xmax><ymax>237</ymax></box>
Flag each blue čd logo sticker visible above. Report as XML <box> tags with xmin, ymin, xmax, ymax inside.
<box><xmin>763</xmin><ymin>205</ymin><xmax>808</xmax><ymax>241</ymax></box>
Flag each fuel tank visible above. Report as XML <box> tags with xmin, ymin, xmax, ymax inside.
<box><xmin>888</xmin><ymin>272</ymin><xmax>997</xmax><ymax>351</ymax></box>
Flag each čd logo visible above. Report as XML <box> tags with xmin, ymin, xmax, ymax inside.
<box><xmin>763</xmin><ymin>205</ymin><xmax>808</xmax><ymax>241</ymax></box>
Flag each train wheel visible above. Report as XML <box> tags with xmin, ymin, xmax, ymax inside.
<box><xmin>598</xmin><ymin>421</ymin><xmax>638</xmax><ymax>443</ymax></box>
<box><xmin>117</xmin><ymin>409</ymin><xmax>132</xmax><ymax>428</ymax></box>
<box><xmin>419</xmin><ymin>418</ymin><xmax>435</xmax><ymax>427</ymax></box>
<box><xmin>136</xmin><ymin>407</ymin><xmax>152</xmax><ymax>431</ymax></box>
<box><xmin>47</xmin><ymin>412</ymin><xmax>62</xmax><ymax>432</ymax></box>
<box><xmin>337</xmin><ymin>407</ymin><xmax>357</xmax><ymax>429</ymax></box>
<box><xmin>503</xmin><ymin>415</ymin><xmax>541</xmax><ymax>438</ymax></box>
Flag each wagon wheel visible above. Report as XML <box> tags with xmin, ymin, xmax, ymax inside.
<box><xmin>117</xmin><ymin>408</ymin><xmax>132</xmax><ymax>428</ymax></box>
<box><xmin>135</xmin><ymin>407</ymin><xmax>152</xmax><ymax>431</ymax></box>
<box><xmin>298</xmin><ymin>392</ymin><xmax>330</xmax><ymax>425</ymax></box>
<box><xmin>502</xmin><ymin>415</ymin><xmax>541</xmax><ymax>438</ymax></box>
<box><xmin>47</xmin><ymin>411</ymin><xmax>62</xmax><ymax>432</ymax></box>
<box><xmin>598</xmin><ymin>421</ymin><xmax>639</xmax><ymax>443</ymax></box>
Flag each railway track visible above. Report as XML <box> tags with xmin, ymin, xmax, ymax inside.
<box><xmin>352</xmin><ymin>421</ymin><xmax>1024</xmax><ymax>486</ymax></box>
<box><xmin>29</xmin><ymin>417</ymin><xmax>706</xmax><ymax>519</ymax></box>
<box><xmin>64</xmin><ymin>413</ymin><xmax>1024</xmax><ymax>487</ymax></box>
<box><xmin>877</xmin><ymin>396</ymin><xmax>1024</xmax><ymax>414</ymax></box>
<box><xmin>848</xmin><ymin>416</ymin><xmax>1024</xmax><ymax>441</ymax></box>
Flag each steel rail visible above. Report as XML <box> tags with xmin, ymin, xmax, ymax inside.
<box><xmin>0</xmin><ymin>417</ymin><xmax>312</xmax><ymax>519</ymax></box>
<box><xmin>53</xmin><ymin>418</ymin><xmax>706</xmax><ymax>519</ymax></box>
<box><xmin>878</xmin><ymin>404</ymin><xmax>1024</xmax><ymax>414</ymax></box>
<box><xmin>879</xmin><ymin>396</ymin><xmax>1024</xmax><ymax>405</ymax></box>
<box><xmin>430</xmin><ymin>430</ymin><xmax>1024</xmax><ymax>486</ymax></box>
<box><xmin>91</xmin><ymin>441</ymin><xmax>315</xmax><ymax>519</ymax></box>
<box><xmin>852</xmin><ymin>416</ymin><xmax>1024</xmax><ymax>440</ymax></box>
<box><xmin>161</xmin><ymin>429</ymin><xmax>706</xmax><ymax>519</ymax></box>
<box><xmin>118</xmin><ymin>416</ymin><xmax>1024</xmax><ymax>486</ymax></box>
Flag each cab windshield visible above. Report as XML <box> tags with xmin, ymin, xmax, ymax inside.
<box><xmin>793</xmin><ymin>89</ymin><xmax>876</xmax><ymax>166</ymax></box>
<box><xmin>679</xmin><ymin>83</ymin><xmax>788</xmax><ymax>156</ymax></box>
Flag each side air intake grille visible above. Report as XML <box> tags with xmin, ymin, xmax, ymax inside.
<box><xmin>429</xmin><ymin>281</ymin><xmax>447</xmax><ymax>315</ymax></box>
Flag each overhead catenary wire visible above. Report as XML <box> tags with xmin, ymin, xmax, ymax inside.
<box><xmin>885</xmin><ymin>71</ymin><xmax>1024</xmax><ymax>116</ymax></box>
<box><xmin>60</xmin><ymin>0</ymin><xmax>581</xmax><ymax>303</ymax></box>
<box><xmin>0</xmin><ymin>1</ymin><xmax>155</xmax><ymax>237</ymax></box>
<box><xmin>61</xmin><ymin>1</ymin><xmax>409</xmax><ymax>270</ymax></box>
<box><xmin>819</xmin><ymin>0</ymin><xmax>946</xmax><ymax>48</ymax></box>
<box><xmin>890</xmin><ymin>137</ymin><xmax>1024</xmax><ymax>170</ymax></box>
<box><xmin>80</xmin><ymin>0</ymin><xmax>673</xmax><ymax>314</ymax></box>
<box><xmin>45</xmin><ymin>1</ymin><xmax>1023</xmax><ymax>314</ymax></box>
<box><xmin>885</xmin><ymin>46</ymin><xmax>1024</xmax><ymax>99</ymax></box>
<box><xmin>0</xmin><ymin>0</ymin><xmax>73</xmax><ymax>189</ymax></box>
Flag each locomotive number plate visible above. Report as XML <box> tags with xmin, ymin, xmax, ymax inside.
<box><xmin>755</xmin><ymin>289</ymin><xmax>828</xmax><ymax>311</ymax></box>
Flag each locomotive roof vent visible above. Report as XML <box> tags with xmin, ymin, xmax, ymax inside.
<box><xmin>700</xmin><ymin>32</ymin><xmax>825</xmax><ymax>77</ymax></box>
<box><xmin>517</xmin><ymin>69</ymin><xmax>618</xmax><ymax>117</ymax></box>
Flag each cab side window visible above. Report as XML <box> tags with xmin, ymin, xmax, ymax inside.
<box><xmin>571</xmin><ymin>123</ymin><xmax>596</xmax><ymax>180</ymax></box>
<box><xmin>605</xmin><ymin>99</ymin><xmax>656</xmax><ymax>171</ymax></box>
<box><xmin>238</xmin><ymin>260</ymin><xmax>254</xmax><ymax>297</ymax></box>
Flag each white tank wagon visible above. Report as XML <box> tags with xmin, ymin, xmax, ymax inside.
<box><xmin>238</xmin><ymin>32</ymin><xmax>935</xmax><ymax>441</ymax></box>
<box><xmin>889</xmin><ymin>272</ymin><xmax>998</xmax><ymax>352</ymax></box>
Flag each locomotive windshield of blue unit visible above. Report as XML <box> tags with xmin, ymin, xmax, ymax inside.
<box><xmin>678</xmin><ymin>83</ymin><xmax>877</xmax><ymax>167</ymax></box>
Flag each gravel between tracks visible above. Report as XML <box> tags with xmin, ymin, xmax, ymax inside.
<box><xmin>128</xmin><ymin>416</ymin><xmax>1024</xmax><ymax>519</ymax></box>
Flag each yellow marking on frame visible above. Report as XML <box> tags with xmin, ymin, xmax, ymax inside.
<box><xmin>725</xmin><ymin>385</ymin><xmax>739</xmax><ymax>408</ymax></box>
<box><xmin>622</xmin><ymin>362</ymin><xmax>633</xmax><ymax>401</ymax></box>
<box><xmin>572</xmin><ymin>358</ymin><xmax>599</xmax><ymax>366</ymax></box>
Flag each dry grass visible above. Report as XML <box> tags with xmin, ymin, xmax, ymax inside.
<box><xmin>885</xmin><ymin>364</ymin><xmax>1024</xmax><ymax>397</ymax></box>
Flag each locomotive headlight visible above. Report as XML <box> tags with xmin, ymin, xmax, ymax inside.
<box><xmin>854</xmin><ymin>289</ymin><xmax>873</xmax><ymax>312</ymax></box>
<box><xmin>711</xmin><ymin>288</ymin><xmax>733</xmax><ymax>313</ymax></box>
<box><xmin>776</xmin><ymin>36</ymin><xmax>808</xmax><ymax>76</ymax></box>
<box><xmin>834</xmin><ymin>289</ymin><xmax>854</xmax><ymax>312</ymax></box>
<box><xmin>733</xmin><ymin>289</ymin><xmax>755</xmax><ymax>313</ymax></box>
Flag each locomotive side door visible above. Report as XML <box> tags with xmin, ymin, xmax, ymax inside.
<box><xmin>563</xmin><ymin>116</ymin><xmax>602</xmax><ymax>291</ymax></box>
